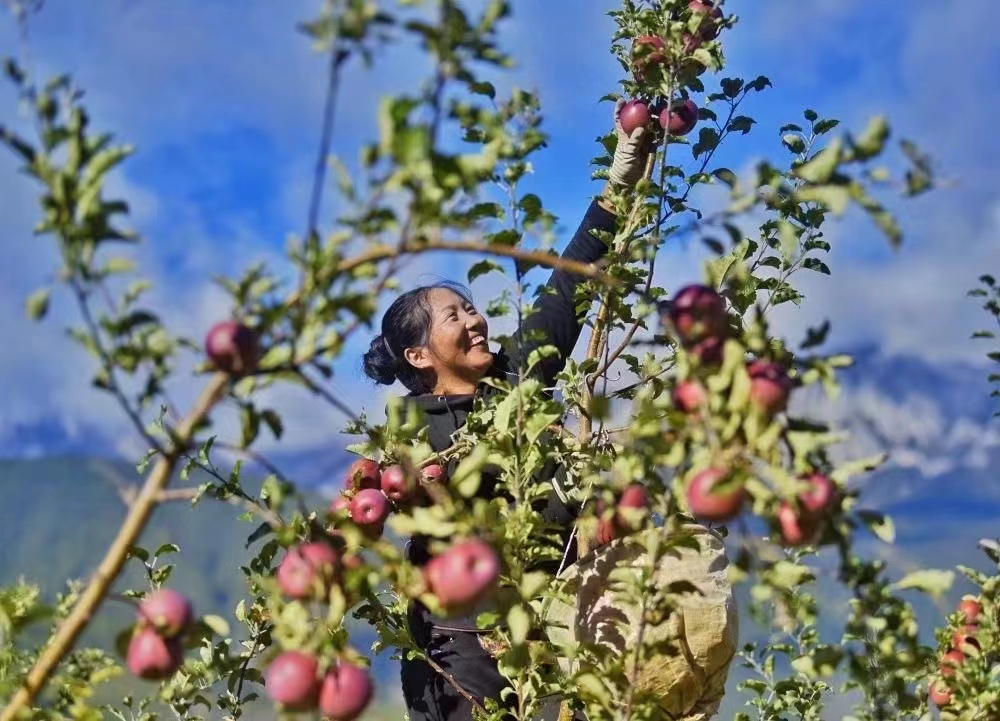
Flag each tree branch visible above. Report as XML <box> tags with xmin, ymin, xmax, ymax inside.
<box><xmin>1</xmin><ymin>372</ymin><xmax>230</xmax><ymax>720</ymax></box>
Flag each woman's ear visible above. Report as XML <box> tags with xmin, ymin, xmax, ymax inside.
<box><xmin>403</xmin><ymin>346</ymin><xmax>433</xmax><ymax>370</ymax></box>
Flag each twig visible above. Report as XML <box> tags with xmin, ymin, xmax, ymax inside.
<box><xmin>156</xmin><ymin>486</ymin><xmax>282</xmax><ymax>529</ymax></box>
<box><xmin>1</xmin><ymin>373</ymin><xmax>230</xmax><ymax>720</ymax></box>
<box><xmin>305</xmin><ymin>25</ymin><xmax>344</xmax><ymax>243</ymax></box>
<box><xmin>424</xmin><ymin>654</ymin><xmax>487</xmax><ymax>715</ymax></box>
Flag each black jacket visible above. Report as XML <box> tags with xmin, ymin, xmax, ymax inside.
<box><xmin>405</xmin><ymin>199</ymin><xmax>617</xmax><ymax>631</ymax></box>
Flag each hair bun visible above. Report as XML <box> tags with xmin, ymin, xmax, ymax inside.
<box><xmin>362</xmin><ymin>335</ymin><xmax>398</xmax><ymax>385</ymax></box>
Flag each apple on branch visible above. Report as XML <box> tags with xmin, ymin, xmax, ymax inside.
<box><xmin>319</xmin><ymin>661</ymin><xmax>375</xmax><ymax>721</ymax></box>
<box><xmin>350</xmin><ymin>488</ymin><xmax>390</xmax><ymax>540</ymax></box>
<box><xmin>276</xmin><ymin>542</ymin><xmax>341</xmax><ymax>600</ymax></box>
<box><xmin>631</xmin><ymin>35</ymin><xmax>666</xmax><ymax>82</ymax></box>
<box><xmin>618</xmin><ymin>99</ymin><xmax>652</xmax><ymax>136</ymax></box>
<box><xmin>673</xmin><ymin>378</ymin><xmax>708</xmax><ymax>413</ymax></box>
<box><xmin>424</xmin><ymin>538</ymin><xmax>500</xmax><ymax>614</ymax></box>
<box><xmin>126</xmin><ymin>627</ymin><xmax>184</xmax><ymax>680</ymax></box>
<box><xmin>137</xmin><ymin>588</ymin><xmax>193</xmax><ymax>638</ymax></box>
<box><xmin>264</xmin><ymin>651</ymin><xmax>320</xmax><ymax>711</ymax></box>
<box><xmin>205</xmin><ymin>320</ymin><xmax>259</xmax><ymax>375</ymax></box>
<box><xmin>663</xmin><ymin>284</ymin><xmax>728</xmax><ymax>348</ymax></box>
<box><xmin>687</xmin><ymin>467</ymin><xmax>746</xmax><ymax>522</ymax></box>
<box><xmin>747</xmin><ymin>360</ymin><xmax>794</xmax><ymax>416</ymax></box>
<box><xmin>344</xmin><ymin>458</ymin><xmax>380</xmax><ymax>492</ymax></box>
<box><xmin>660</xmin><ymin>98</ymin><xmax>699</xmax><ymax>136</ymax></box>
<box><xmin>380</xmin><ymin>464</ymin><xmax>415</xmax><ymax>503</ymax></box>
<box><xmin>595</xmin><ymin>483</ymin><xmax>650</xmax><ymax>546</ymax></box>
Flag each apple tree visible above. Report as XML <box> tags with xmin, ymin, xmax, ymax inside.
<box><xmin>1</xmin><ymin>1</ymin><xmax>995</xmax><ymax>720</ymax></box>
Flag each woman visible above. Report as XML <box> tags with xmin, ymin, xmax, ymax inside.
<box><xmin>361</xmin><ymin>102</ymin><xmax>651</xmax><ymax>721</ymax></box>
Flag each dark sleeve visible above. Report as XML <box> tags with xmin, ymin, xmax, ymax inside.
<box><xmin>508</xmin><ymin>198</ymin><xmax>617</xmax><ymax>387</ymax></box>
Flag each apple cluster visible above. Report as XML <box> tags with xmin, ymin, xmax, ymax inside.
<box><xmin>264</xmin><ymin>651</ymin><xmax>373</xmax><ymax>720</ymax></box>
<box><xmin>329</xmin><ymin>458</ymin><xmax>447</xmax><ymax>541</ymax></box>
<box><xmin>332</xmin><ymin>458</ymin><xmax>501</xmax><ymax>614</ymax></box>
<box><xmin>659</xmin><ymin>284</ymin><xmax>840</xmax><ymax>545</ymax></box>
<box><xmin>125</xmin><ymin>588</ymin><xmax>194</xmax><ymax>680</ymax></box>
<box><xmin>929</xmin><ymin>595</ymin><xmax>989</xmax><ymax>708</ymax></box>
<box><xmin>619</xmin><ymin>1</ymin><xmax>727</xmax><ymax>144</ymax></box>
<box><xmin>266</xmin><ymin>534</ymin><xmax>373</xmax><ymax>717</ymax></box>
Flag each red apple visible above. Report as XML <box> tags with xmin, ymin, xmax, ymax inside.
<box><xmin>345</xmin><ymin>458</ymin><xmax>380</xmax><ymax>491</ymax></box>
<box><xmin>421</xmin><ymin>464</ymin><xmax>446</xmax><ymax>484</ymax></box>
<box><xmin>798</xmin><ymin>473</ymin><xmax>836</xmax><ymax>514</ymax></box>
<box><xmin>939</xmin><ymin>649</ymin><xmax>965</xmax><ymax>678</ymax></box>
<box><xmin>690</xmin><ymin>335</ymin><xmax>725</xmax><ymax>366</ymax></box>
<box><xmin>617</xmin><ymin>484</ymin><xmax>650</xmax><ymax>532</ymax></box>
<box><xmin>957</xmin><ymin>597</ymin><xmax>982</xmax><ymax>626</ymax></box>
<box><xmin>665</xmin><ymin>285</ymin><xmax>728</xmax><ymax>347</ymax></box>
<box><xmin>929</xmin><ymin>681</ymin><xmax>952</xmax><ymax>707</ymax></box>
<box><xmin>595</xmin><ymin>515</ymin><xmax>618</xmax><ymax>547</ymax></box>
<box><xmin>137</xmin><ymin>588</ymin><xmax>193</xmax><ymax>638</ymax></box>
<box><xmin>659</xmin><ymin>99</ymin><xmax>699</xmax><ymax>136</ymax></box>
<box><xmin>350</xmin><ymin>488</ymin><xmax>390</xmax><ymax>527</ymax></box>
<box><xmin>631</xmin><ymin>35</ymin><xmax>666</xmax><ymax>81</ymax></box>
<box><xmin>318</xmin><ymin>662</ymin><xmax>374</xmax><ymax>720</ymax></box>
<box><xmin>951</xmin><ymin>631</ymin><xmax>981</xmax><ymax>653</ymax></box>
<box><xmin>425</xmin><ymin>539</ymin><xmax>500</xmax><ymax>612</ymax></box>
<box><xmin>276</xmin><ymin>542</ymin><xmax>340</xmax><ymax>600</ymax></box>
<box><xmin>330</xmin><ymin>493</ymin><xmax>352</xmax><ymax>517</ymax></box>
<box><xmin>687</xmin><ymin>467</ymin><xmax>745</xmax><ymax>522</ymax></box>
<box><xmin>673</xmin><ymin>379</ymin><xmax>708</xmax><ymax>413</ymax></box>
<box><xmin>126</xmin><ymin>627</ymin><xmax>184</xmax><ymax>680</ymax></box>
<box><xmin>264</xmin><ymin>651</ymin><xmax>320</xmax><ymax>710</ymax></box>
<box><xmin>595</xmin><ymin>484</ymin><xmax>650</xmax><ymax>546</ymax></box>
<box><xmin>619</xmin><ymin>99</ymin><xmax>651</xmax><ymax>136</ymax></box>
<box><xmin>689</xmin><ymin>0</ymin><xmax>724</xmax><ymax>41</ymax></box>
<box><xmin>205</xmin><ymin>320</ymin><xmax>259</xmax><ymax>375</ymax></box>
<box><xmin>380</xmin><ymin>464</ymin><xmax>414</xmax><ymax>503</ymax></box>
<box><xmin>747</xmin><ymin>361</ymin><xmax>793</xmax><ymax>415</ymax></box>
<box><xmin>777</xmin><ymin>502</ymin><xmax>819</xmax><ymax>546</ymax></box>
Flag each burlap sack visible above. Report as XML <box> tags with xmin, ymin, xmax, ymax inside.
<box><xmin>542</xmin><ymin>524</ymin><xmax>738</xmax><ymax>720</ymax></box>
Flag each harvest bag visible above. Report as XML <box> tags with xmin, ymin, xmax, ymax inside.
<box><xmin>543</xmin><ymin>524</ymin><xmax>738</xmax><ymax>720</ymax></box>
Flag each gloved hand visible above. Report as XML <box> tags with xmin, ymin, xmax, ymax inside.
<box><xmin>608</xmin><ymin>98</ymin><xmax>654</xmax><ymax>188</ymax></box>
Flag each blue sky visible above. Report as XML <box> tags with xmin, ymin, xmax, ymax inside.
<box><xmin>0</xmin><ymin>0</ymin><xmax>997</xmax><ymax>460</ymax></box>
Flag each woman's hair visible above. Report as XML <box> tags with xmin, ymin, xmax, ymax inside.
<box><xmin>362</xmin><ymin>280</ymin><xmax>474</xmax><ymax>394</ymax></box>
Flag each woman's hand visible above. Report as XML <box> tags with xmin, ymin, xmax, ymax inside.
<box><xmin>607</xmin><ymin>98</ymin><xmax>655</xmax><ymax>188</ymax></box>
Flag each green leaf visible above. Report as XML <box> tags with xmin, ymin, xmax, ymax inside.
<box><xmin>892</xmin><ymin>569</ymin><xmax>954</xmax><ymax>598</ymax></box>
<box><xmin>720</xmin><ymin>77</ymin><xmax>744</xmax><ymax>98</ymax></box>
<box><xmin>201</xmin><ymin>613</ymin><xmax>230</xmax><ymax>636</ymax></box>
<box><xmin>452</xmin><ymin>445</ymin><xmax>488</xmax><ymax>498</ymax></box>
<box><xmin>795</xmin><ymin>184</ymin><xmax>850</xmax><ymax>214</ymax></box>
<box><xmin>728</xmin><ymin>116</ymin><xmax>756</xmax><ymax>135</ymax></box>
<box><xmin>813</xmin><ymin>118</ymin><xmax>840</xmax><ymax>135</ymax></box>
<box><xmin>778</xmin><ymin>220</ymin><xmax>799</xmax><ymax>265</ymax></box>
<box><xmin>851</xmin><ymin>115</ymin><xmax>890</xmax><ymax>160</ymax></box>
<box><xmin>692</xmin><ymin>127</ymin><xmax>720</xmax><ymax>159</ymax></box>
<box><xmin>261</xmin><ymin>409</ymin><xmax>284</xmax><ymax>440</ymax></box>
<box><xmin>794</xmin><ymin>138</ymin><xmax>842</xmax><ymax>183</ymax></box>
<box><xmin>507</xmin><ymin>604</ymin><xmax>530</xmax><ymax>646</ymax></box>
<box><xmin>857</xmin><ymin>509</ymin><xmax>895</xmax><ymax>543</ymax></box>
<box><xmin>153</xmin><ymin>543</ymin><xmax>180</xmax><ymax>557</ymax></box>
<box><xmin>467</xmin><ymin>259</ymin><xmax>504</xmax><ymax>283</ymax></box>
<box><xmin>782</xmin><ymin>133</ymin><xmax>805</xmax><ymax>154</ymax></box>
<box><xmin>25</xmin><ymin>288</ymin><xmax>50</xmax><ymax>321</ymax></box>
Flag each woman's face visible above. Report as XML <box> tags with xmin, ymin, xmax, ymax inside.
<box><xmin>404</xmin><ymin>288</ymin><xmax>492</xmax><ymax>393</ymax></box>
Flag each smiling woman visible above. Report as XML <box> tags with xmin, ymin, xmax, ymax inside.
<box><xmin>359</xmin><ymin>100</ymin><xmax>653</xmax><ymax>721</ymax></box>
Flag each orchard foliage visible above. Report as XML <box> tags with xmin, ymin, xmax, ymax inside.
<box><xmin>0</xmin><ymin>1</ymin><xmax>995</xmax><ymax>720</ymax></box>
